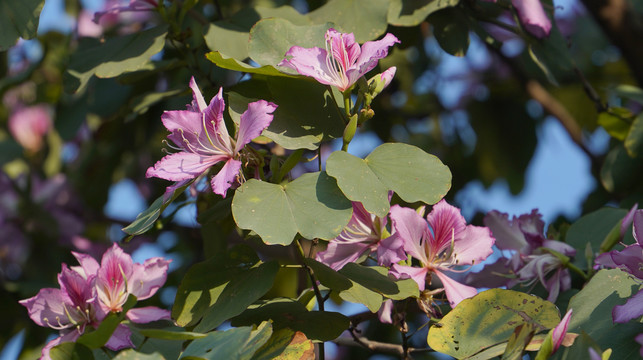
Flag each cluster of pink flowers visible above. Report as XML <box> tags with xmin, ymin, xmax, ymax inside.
<box><xmin>20</xmin><ymin>243</ymin><xmax>171</xmax><ymax>360</ymax></box>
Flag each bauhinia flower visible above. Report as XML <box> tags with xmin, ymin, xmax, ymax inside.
<box><xmin>595</xmin><ymin>209</ymin><xmax>643</xmax><ymax>324</ymax></box>
<box><xmin>146</xmin><ymin>77</ymin><xmax>278</xmax><ymax>197</ymax></box>
<box><xmin>9</xmin><ymin>104</ymin><xmax>52</xmax><ymax>153</ymax></box>
<box><xmin>316</xmin><ymin>201</ymin><xmax>405</xmax><ymax>270</ymax></box>
<box><xmin>279</xmin><ymin>28</ymin><xmax>400</xmax><ymax>92</ymax></box>
<box><xmin>467</xmin><ymin>209</ymin><xmax>576</xmax><ymax>302</ymax></box>
<box><xmin>512</xmin><ymin>0</ymin><xmax>552</xmax><ymax>38</ymax></box>
<box><xmin>389</xmin><ymin>200</ymin><xmax>495</xmax><ymax>307</ymax></box>
<box><xmin>20</xmin><ymin>243</ymin><xmax>171</xmax><ymax>359</ymax></box>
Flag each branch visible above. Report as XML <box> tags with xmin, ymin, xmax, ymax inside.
<box><xmin>333</xmin><ymin>335</ymin><xmax>432</xmax><ymax>358</ymax></box>
<box><xmin>581</xmin><ymin>0</ymin><xmax>643</xmax><ymax>86</ymax></box>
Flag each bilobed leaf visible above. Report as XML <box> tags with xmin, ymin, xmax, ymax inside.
<box><xmin>624</xmin><ymin>113</ymin><xmax>643</xmax><ymax>157</ymax></box>
<box><xmin>172</xmin><ymin>249</ymin><xmax>260</xmax><ymax>327</ymax></box>
<box><xmin>248</xmin><ymin>18</ymin><xmax>331</xmax><ymax>71</ymax></box>
<box><xmin>567</xmin><ymin>269</ymin><xmax>643</xmax><ymax>360</ymax></box>
<box><xmin>65</xmin><ymin>25</ymin><xmax>168</xmax><ymax>93</ymax></box>
<box><xmin>122</xmin><ymin>180</ymin><xmax>192</xmax><ymax>236</ymax></box>
<box><xmin>181</xmin><ymin>322</ymin><xmax>272</xmax><ymax>360</ymax></box>
<box><xmin>50</xmin><ymin>342</ymin><xmax>95</xmax><ymax>360</ymax></box>
<box><xmin>387</xmin><ymin>0</ymin><xmax>460</xmax><ymax>26</ymax></box>
<box><xmin>194</xmin><ymin>261</ymin><xmax>280</xmax><ymax>332</ymax></box>
<box><xmin>326</xmin><ymin>143</ymin><xmax>452</xmax><ymax>217</ymax></box>
<box><xmin>428</xmin><ymin>8</ymin><xmax>470</xmax><ymax>57</ymax></box>
<box><xmin>427</xmin><ymin>289</ymin><xmax>561</xmax><ymax>358</ymax></box>
<box><xmin>232</xmin><ymin>172</ymin><xmax>352</xmax><ymax>245</ymax></box>
<box><xmin>308</xmin><ymin>0</ymin><xmax>390</xmax><ymax>42</ymax></box>
<box><xmin>206</xmin><ymin>52</ymin><xmax>298</xmax><ymax>78</ymax></box>
<box><xmin>231</xmin><ymin>298</ymin><xmax>350</xmax><ymax>341</ymax></box>
<box><xmin>0</xmin><ymin>0</ymin><xmax>44</xmax><ymax>51</ymax></box>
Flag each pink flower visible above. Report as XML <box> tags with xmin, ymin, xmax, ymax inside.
<box><xmin>389</xmin><ymin>200</ymin><xmax>495</xmax><ymax>307</ymax></box>
<box><xmin>8</xmin><ymin>104</ymin><xmax>52</xmax><ymax>153</ymax></box>
<box><xmin>20</xmin><ymin>244</ymin><xmax>171</xmax><ymax>359</ymax></box>
<box><xmin>93</xmin><ymin>0</ymin><xmax>158</xmax><ymax>24</ymax></box>
<box><xmin>146</xmin><ymin>77</ymin><xmax>278</xmax><ymax>197</ymax></box>
<box><xmin>315</xmin><ymin>201</ymin><xmax>405</xmax><ymax>270</ymax></box>
<box><xmin>512</xmin><ymin>0</ymin><xmax>552</xmax><ymax>38</ymax></box>
<box><xmin>552</xmin><ymin>309</ymin><xmax>573</xmax><ymax>353</ymax></box>
<box><xmin>279</xmin><ymin>28</ymin><xmax>400</xmax><ymax>92</ymax></box>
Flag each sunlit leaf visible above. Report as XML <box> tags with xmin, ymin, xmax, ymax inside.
<box><xmin>181</xmin><ymin>322</ymin><xmax>272</xmax><ymax>360</ymax></box>
<box><xmin>326</xmin><ymin>143</ymin><xmax>452</xmax><ymax>217</ymax></box>
<box><xmin>427</xmin><ymin>289</ymin><xmax>561</xmax><ymax>358</ymax></box>
<box><xmin>113</xmin><ymin>350</ymin><xmax>165</xmax><ymax>360</ymax></box>
<box><xmin>232</xmin><ymin>172</ymin><xmax>352</xmax><ymax>246</ymax></box>
<box><xmin>387</xmin><ymin>0</ymin><xmax>459</xmax><ymax>26</ymax></box>
<box><xmin>251</xmin><ymin>329</ymin><xmax>315</xmax><ymax>360</ymax></box>
<box><xmin>206</xmin><ymin>52</ymin><xmax>298</xmax><ymax>78</ymax></box>
<box><xmin>624</xmin><ymin>113</ymin><xmax>643</xmax><ymax>157</ymax></box>
<box><xmin>308</xmin><ymin>0</ymin><xmax>390</xmax><ymax>42</ymax></box>
<box><xmin>597</xmin><ymin>108</ymin><xmax>633</xmax><ymax>141</ymax></box>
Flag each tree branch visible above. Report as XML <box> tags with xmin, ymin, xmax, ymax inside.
<box><xmin>581</xmin><ymin>0</ymin><xmax>643</xmax><ymax>86</ymax></box>
<box><xmin>333</xmin><ymin>335</ymin><xmax>432</xmax><ymax>358</ymax></box>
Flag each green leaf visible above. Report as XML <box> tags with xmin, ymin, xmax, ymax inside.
<box><xmin>600</xmin><ymin>144</ymin><xmax>643</xmax><ymax>193</ymax></box>
<box><xmin>229</xmin><ymin>77</ymin><xmax>345</xmax><ymax>150</ymax></box>
<box><xmin>248</xmin><ymin>18</ymin><xmax>331</xmax><ymax>71</ymax></box>
<box><xmin>232</xmin><ymin>172</ymin><xmax>352</xmax><ymax>246</ymax></box>
<box><xmin>138</xmin><ymin>329</ymin><xmax>207</xmax><ymax>340</ymax></box>
<box><xmin>527</xmin><ymin>26</ymin><xmax>574</xmax><ymax>86</ymax></box>
<box><xmin>206</xmin><ymin>52</ymin><xmax>298</xmax><ymax>78</ymax></box>
<box><xmin>231</xmin><ymin>298</ymin><xmax>350</xmax><ymax>341</ymax></box>
<box><xmin>428</xmin><ymin>8</ymin><xmax>470</xmax><ymax>57</ymax></box>
<box><xmin>50</xmin><ymin>342</ymin><xmax>95</xmax><ymax>360</ymax></box>
<box><xmin>326</xmin><ymin>143</ymin><xmax>452</xmax><ymax>217</ymax></box>
<box><xmin>567</xmin><ymin>269</ymin><xmax>642</xmax><ymax>360</ymax></box>
<box><xmin>613</xmin><ymin>84</ymin><xmax>643</xmax><ymax>105</ymax></box>
<box><xmin>251</xmin><ymin>329</ymin><xmax>315</xmax><ymax>360</ymax></box>
<box><xmin>127</xmin><ymin>88</ymin><xmax>184</xmax><ymax>120</ymax></box>
<box><xmin>566</xmin><ymin>207</ymin><xmax>629</xmax><ymax>268</ymax></box>
<box><xmin>427</xmin><ymin>289</ymin><xmax>561</xmax><ymax>358</ymax></box>
<box><xmin>387</xmin><ymin>0</ymin><xmax>459</xmax><ymax>26</ymax></box>
<box><xmin>308</xmin><ymin>0</ymin><xmax>390</xmax><ymax>42</ymax></box>
<box><xmin>122</xmin><ymin>181</ymin><xmax>192</xmax><ymax>236</ymax></box>
<box><xmin>64</xmin><ymin>25</ymin><xmax>168</xmax><ymax>93</ymax></box>
<box><xmin>77</xmin><ymin>295</ymin><xmax>137</xmax><ymax>349</ymax></box>
<box><xmin>182</xmin><ymin>322</ymin><xmax>272</xmax><ymax>360</ymax></box>
<box><xmin>172</xmin><ymin>249</ymin><xmax>259</xmax><ymax>327</ymax></box>
<box><xmin>113</xmin><ymin>350</ymin><xmax>166</xmax><ymax>360</ymax></box>
<box><xmin>597</xmin><ymin>108</ymin><xmax>633</xmax><ymax>141</ymax></box>
<box><xmin>624</xmin><ymin>113</ymin><xmax>643</xmax><ymax>157</ymax></box>
<box><xmin>502</xmin><ymin>323</ymin><xmax>535</xmax><ymax>360</ymax></box>
<box><xmin>203</xmin><ymin>5</ymin><xmax>311</xmax><ymax>61</ymax></box>
<box><xmin>0</xmin><ymin>0</ymin><xmax>44</xmax><ymax>51</ymax></box>
<box><xmin>194</xmin><ymin>261</ymin><xmax>280</xmax><ymax>332</ymax></box>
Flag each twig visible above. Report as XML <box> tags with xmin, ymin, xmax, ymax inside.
<box><xmin>294</xmin><ymin>239</ymin><xmax>325</xmax><ymax>360</ymax></box>
<box><xmin>333</xmin><ymin>332</ymin><xmax>432</xmax><ymax>357</ymax></box>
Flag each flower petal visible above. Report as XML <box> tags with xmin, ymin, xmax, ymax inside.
<box><xmin>71</xmin><ymin>252</ymin><xmax>100</xmax><ymax>279</ymax></box>
<box><xmin>377</xmin><ymin>233</ymin><xmax>407</xmax><ymax>266</ymax></box>
<box><xmin>279</xmin><ymin>46</ymin><xmax>339</xmax><ymax>87</ymax></box>
<box><xmin>128</xmin><ymin>257</ymin><xmax>171</xmax><ymax>300</ymax></box>
<box><xmin>452</xmin><ymin>224</ymin><xmax>495</xmax><ymax>265</ymax></box>
<box><xmin>189</xmin><ymin>76</ymin><xmax>207</xmax><ymax>112</ymax></box>
<box><xmin>634</xmin><ymin>209</ymin><xmax>643</xmax><ymax>245</ymax></box>
<box><xmin>612</xmin><ymin>289</ymin><xmax>643</xmax><ymax>323</ymax></box>
<box><xmin>210</xmin><ymin>158</ymin><xmax>242</xmax><ymax>197</ymax></box>
<box><xmin>58</xmin><ymin>265</ymin><xmax>93</xmax><ymax>308</ymax></box>
<box><xmin>552</xmin><ymin>309</ymin><xmax>573</xmax><ymax>352</ymax></box>
<box><xmin>377</xmin><ymin>299</ymin><xmax>394</xmax><ymax>324</ymax></box>
<box><xmin>235</xmin><ymin>100</ymin><xmax>278</xmax><ymax>153</ymax></box>
<box><xmin>316</xmin><ymin>240</ymin><xmax>372</xmax><ymax>270</ymax></box>
<box><xmin>389</xmin><ymin>205</ymin><xmax>430</xmax><ymax>264</ymax></box>
<box><xmin>434</xmin><ymin>270</ymin><xmax>478</xmax><ymax>307</ymax></box>
<box><xmin>41</xmin><ymin>330</ymin><xmax>81</xmax><ymax>360</ymax></box>
<box><xmin>483</xmin><ymin>210</ymin><xmax>529</xmax><ymax>251</ymax></box>
<box><xmin>126</xmin><ymin>306</ymin><xmax>171</xmax><ymax>323</ymax></box>
<box><xmin>105</xmin><ymin>324</ymin><xmax>134</xmax><ymax>351</ymax></box>
<box><xmin>19</xmin><ymin>288</ymin><xmax>69</xmax><ymax>328</ymax></box>
<box><xmin>353</xmin><ymin>33</ymin><xmax>400</xmax><ymax>78</ymax></box>
<box><xmin>427</xmin><ymin>200</ymin><xmax>468</xmax><ymax>256</ymax></box>
<box><xmin>512</xmin><ymin>0</ymin><xmax>552</xmax><ymax>38</ymax></box>
<box><xmin>146</xmin><ymin>152</ymin><xmax>224</xmax><ymax>181</ymax></box>
<box><xmin>390</xmin><ymin>264</ymin><xmax>428</xmax><ymax>291</ymax></box>
<box><xmin>96</xmin><ymin>244</ymin><xmax>134</xmax><ymax>312</ymax></box>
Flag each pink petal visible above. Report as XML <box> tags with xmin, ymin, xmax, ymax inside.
<box><xmin>612</xmin><ymin>289</ymin><xmax>643</xmax><ymax>323</ymax></box>
<box><xmin>234</xmin><ymin>100</ymin><xmax>278</xmax><ymax>153</ymax></box>
<box><xmin>128</xmin><ymin>257</ymin><xmax>171</xmax><ymax>300</ymax></box>
<box><xmin>279</xmin><ymin>46</ymin><xmax>340</xmax><ymax>88</ymax></box>
<box><xmin>8</xmin><ymin>104</ymin><xmax>52</xmax><ymax>152</ymax></box>
<box><xmin>512</xmin><ymin>0</ymin><xmax>552</xmax><ymax>38</ymax></box>
<box><xmin>189</xmin><ymin>77</ymin><xmax>207</xmax><ymax>112</ymax></box>
<box><xmin>71</xmin><ymin>252</ymin><xmax>100</xmax><ymax>278</ymax></box>
<box><xmin>483</xmin><ymin>210</ymin><xmax>529</xmax><ymax>251</ymax></box>
<box><xmin>316</xmin><ymin>240</ymin><xmax>373</xmax><ymax>270</ymax></box>
<box><xmin>96</xmin><ymin>244</ymin><xmax>133</xmax><ymax>311</ymax></box>
<box><xmin>610</xmin><ymin>244</ymin><xmax>643</xmax><ymax>279</ymax></box>
<box><xmin>210</xmin><ymin>158</ymin><xmax>242</xmax><ymax>197</ymax></box>
<box><xmin>58</xmin><ymin>265</ymin><xmax>93</xmax><ymax>308</ymax></box>
<box><xmin>434</xmin><ymin>270</ymin><xmax>478</xmax><ymax>307</ymax></box>
<box><xmin>161</xmin><ymin>110</ymin><xmax>205</xmax><ymax>146</ymax></box>
<box><xmin>105</xmin><ymin>324</ymin><xmax>134</xmax><ymax>351</ymax></box>
<box><xmin>621</xmin><ymin>204</ymin><xmax>638</xmax><ymax>239</ymax></box>
<box><xmin>205</xmin><ymin>88</ymin><xmax>229</xmax><ymax>139</ymax></box>
<box><xmin>126</xmin><ymin>306</ymin><xmax>171</xmax><ymax>323</ymax></box>
<box><xmin>352</xmin><ymin>33</ymin><xmax>400</xmax><ymax>79</ymax></box>
<box><xmin>379</xmin><ymin>66</ymin><xmax>396</xmax><ymax>90</ymax></box>
<box><xmin>390</xmin><ymin>264</ymin><xmax>428</xmax><ymax>291</ymax></box>
<box><xmin>377</xmin><ymin>299</ymin><xmax>394</xmax><ymax>324</ymax></box>
<box><xmin>634</xmin><ymin>209</ymin><xmax>643</xmax><ymax>245</ymax></box>
<box><xmin>452</xmin><ymin>224</ymin><xmax>495</xmax><ymax>266</ymax></box>
<box><xmin>19</xmin><ymin>288</ymin><xmax>69</xmax><ymax>328</ymax></box>
<box><xmin>389</xmin><ymin>205</ymin><xmax>430</xmax><ymax>264</ymax></box>
<box><xmin>41</xmin><ymin>330</ymin><xmax>81</xmax><ymax>360</ymax></box>
<box><xmin>543</xmin><ymin>239</ymin><xmax>576</xmax><ymax>257</ymax></box>
<box><xmin>146</xmin><ymin>152</ymin><xmax>224</xmax><ymax>181</ymax></box>
<box><xmin>326</xmin><ymin>29</ymin><xmax>360</xmax><ymax>71</ymax></box>
<box><xmin>552</xmin><ymin>309</ymin><xmax>573</xmax><ymax>352</ymax></box>
<box><xmin>377</xmin><ymin>233</ymin><xmax>407</xmax><ymax>266</ymax></box>
<box><xmin>426</xmin><ymin>200</ymin><xmax>468</xmax><ymax>256</ymax></box>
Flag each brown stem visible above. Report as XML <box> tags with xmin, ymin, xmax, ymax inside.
<box><xmin>334</xmin><ymin>331</ymin><xmax>432</xmax><ymax>357</ymax></box>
